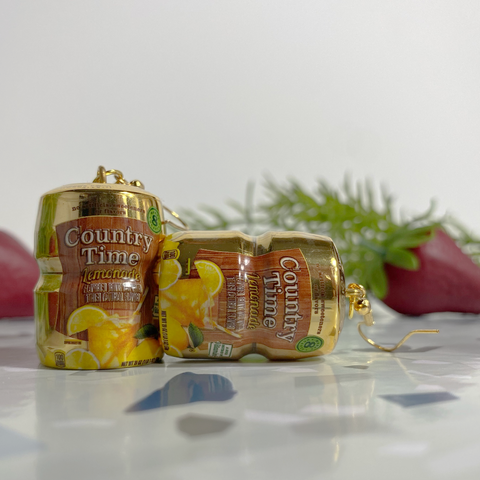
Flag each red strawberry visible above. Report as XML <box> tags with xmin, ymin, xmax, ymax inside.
<box><xmin>0</xmin><ymin>231</ymin><xmax>39</xmax><ymax>318</ymax></box>
<box><xmin>382</xmin><ymin>229</ymin><xmax>480</xmax><ymax>315</ymax></box>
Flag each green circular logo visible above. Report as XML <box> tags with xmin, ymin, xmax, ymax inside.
<box><xmin>147</xmin><ymin>207</ymin><xmax>162</xmax><ymax>234</ymax></box>
<box><xmin>295</xmin><ymin>336</ymin><xmax>324</xmax><ymax>353</ymax></box>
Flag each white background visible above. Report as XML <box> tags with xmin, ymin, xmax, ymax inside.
<box><xmin>1</xmin><ymin>1</ymin><xmax>480</xmax><ymax>250</ymax></box>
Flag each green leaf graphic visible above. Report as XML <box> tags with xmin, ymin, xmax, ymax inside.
<box><xmin>188</xmin><ymin>323</ymin><xmax>204</xmax><ymax>348</ymax></box>
<box><xmin>134</xmin><ymin>324</ymin><xmax>159</xmax><ymax>340</ymax></box>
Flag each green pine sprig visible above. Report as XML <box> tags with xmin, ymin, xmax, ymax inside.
<box><xmin>181</xmin><ymin>177</ymin><xmax>480</xmax><ymax>299</ymax></box>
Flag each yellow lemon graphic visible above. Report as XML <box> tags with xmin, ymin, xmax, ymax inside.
<box><xmin>194</xmin><ymin>260</ymin><xmax>225</xmax><ymax>297</ymax></box>
<box><xmin>165</xmin><ymin>318</ymin><xmax>190</xmax><ymax>351</ymax></box>
<box><xmin>67</xmin><ymin>305</ymin><xmax>108</xmax><ymax>335</ymax></box>
<box><xmin>159</xmin><ymin>259</ymin><xmax>182</xmax><ymax>291</ymax></box>
<box><xmin>127</xmin><ymin>338</ymin><xmax>162</xmax><ymax>362</ymax></box>
<box><xmin>65</xmin><ymin>348</ymin><xmax>100</xmax><ymax>369</ymax></box>
<box><xmin>166</xmin><ymin>345</ymin><xmax>184</xmax><ymax>358</ymax></box>
<box><xmin>160</xmin><ymin>279</ymin><xmax>212</xmax><ymax>328</ymax></box>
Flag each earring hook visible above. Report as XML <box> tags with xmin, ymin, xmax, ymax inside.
<box><xmin>93</xmin><ymin>165</ymin><xmax>145</xmax><ymax>188</ymax></box>
<box><xmin>346</xmin><ymin>283</ymin><xmax>439</xmax><ymax>352</ymax></box>
<box><xmin>162</xmin><ymin>205</ymin><xmax>189</xmax><ymax>231</ymax></box>
<box><xmin>92</xmin><ymin>166</ymin><xmax>189</xmax><ymax>231</ymax></box>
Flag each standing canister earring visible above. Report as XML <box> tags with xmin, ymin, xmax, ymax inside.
<box><xmin>35</xmin><ymin>167</ymin><xmax>166</xmax><ymax>369</ymax></box>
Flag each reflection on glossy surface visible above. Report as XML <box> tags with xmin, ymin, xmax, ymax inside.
<box><xmin>291</xmin><ymin>415</ymin><xmax>383</xmax><ymax>437</ymax></box>
<box><xmin>0</xmin><ymin>426</ymin><xmax>43</xmax><ymax>459</ymax></box>
<box><xmin>126</xmin><ymin>372</ymin><xmax>237</xmax><ymax>412</ymax></box>
<box><xmin>2</xmin><ymin>311</ymin><xmax>480</xmax><ymax>480</ymax></box>
<box><xmin>33</xmin><ymin>365</ymin><xmax>159</xmax><ymax>480</ymax></box>
<box><xmin>380</xmin><ymin>392</ymin><xmax>459</xmax><ymax>408</ymax></box>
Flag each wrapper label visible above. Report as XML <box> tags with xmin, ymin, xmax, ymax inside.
<box><xmin>37</xmin><ymin>215</ymin><xmax>162</xmax><ymax>369</ymax></box>
<box><xmin>159</xmin><ymin>246</ymin><xmax>329</xmax><ymax>358</ymax></box>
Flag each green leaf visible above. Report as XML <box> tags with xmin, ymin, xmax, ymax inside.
<box><xmin>388</xmin><ymin>226</ymin><xmax>437</xmax><ymax>249</ymax></box>
<box><xmin>134</xmin><ymin>324</ymin><xmax>160</xmax><ymax>340</ymax></box>
<box><xmin>188</xmin><ymin>323</ymin><xmax>204</xmax><ymax>348</ymax></box>
<box><xmin>384</xmin><ymin>248</ymin><xmax>419</xmax><ymax>270</ymax></box>
<box><xmin>359</xmin><ymin>238</ymin><xmax>387</xmax><ymax>257</ymax></box>
<box><xmin>365</xmin><ymin>255</ymin><xmax>388</xmax><ymax>299</ymax></box>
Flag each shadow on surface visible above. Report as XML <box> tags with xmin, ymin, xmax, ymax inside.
<box><xmin>126</xmin><ymin>372</ymin><xmax>237</xmax><ymax>412</ymax></box>
<box><xmin>177</xmin><ymin>413</ymin><xmax>235</xmax><ymax>437</ymax></box>
<box><xmin>379</xmin><ymin>392</ymin><xmax>459</xmax><ymax>408</ymax></box>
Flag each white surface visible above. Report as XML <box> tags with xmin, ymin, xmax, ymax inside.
<box><xmin>1</xmin><ymin>1</ymin><xmax>480</xmax><ymax>249</ymax></box>
<box><xmin>1</xmin><ymin>313</ymin><xmax>480</xmax><ymax>479</ymax></box>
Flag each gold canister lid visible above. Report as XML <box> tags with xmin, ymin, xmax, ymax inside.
<box><xmin>43</xmin><ymin>166</ymin><xmax>159</xmax><ymax>198</ymax></box>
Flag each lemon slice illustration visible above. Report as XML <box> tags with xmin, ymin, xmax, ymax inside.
<box><xmin>166</xmin><ymin>318</ymin><xmax>190</xmax><ymax>351</ymax></box>
<box><xmin>194</xmin><ymin>260</ymin><xmax>225</xmax><ymax>297</ymax></box>
<box><xmin>65</xmin><ymin>348</ymin><xmax>100</xmax><ymax>369</ymax></box>
<box><xmin>67</xmin><ymin>305</ymin><xmax>108</xmax><ymax>335</ymax></box>
<box><xmin>166</xmin><ymin>345</ymin><xmax>184</xmax><ymax>358</ymax></box>
<box><xmin>127</xmin><ymin>338</ymin><xmax>162</xmax><ymax>362</ymax></box>
<box><xmin>159</xmin><ymin>259</ymin><xmax>182</xmax><ymax>290</ymax></box>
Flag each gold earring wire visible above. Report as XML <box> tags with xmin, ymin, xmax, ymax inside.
<box><xmin>93</xmin><ymin>166</ymin><xmax>145</xmax><ymax>189</ymax></box>
<box><xmin>346</xmin><ymin>283</ymin><xmax>439</xmax><ymax>352</ymax></box>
